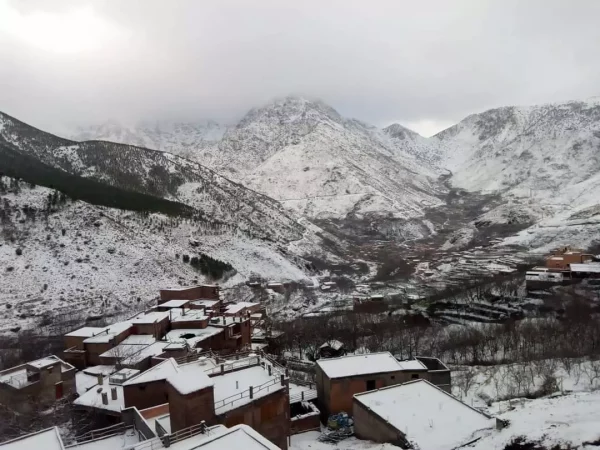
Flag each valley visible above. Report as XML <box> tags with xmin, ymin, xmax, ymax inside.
<box><xmin>2</xmin><ymin>96</ymin><xmax>600</xmax><ymax>334</ymax></box>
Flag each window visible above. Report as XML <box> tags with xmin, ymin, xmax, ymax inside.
<box><xmin>366</xmin><ymin>380</ymin><xmax>376</xmax><ymax>391</ymax></box>
<box><xmin>411</xmin><ymin>374</ymin><xmax>419</xmax><ymax>379</ymax></box>
<box><xmin>139</xmin><ymin>385</ymin><xmax>146</xmax><ymax>391</ymax></box>
<box><xmin>391</xmin><ymin>376</ymin><xmax>395</xmax><ymax>380</ymax></box>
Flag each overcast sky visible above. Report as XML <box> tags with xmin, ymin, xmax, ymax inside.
<box><xmin>1</xmin><ymin>0</ymin><xmax>599</xmax><ymax>137</ymax></box>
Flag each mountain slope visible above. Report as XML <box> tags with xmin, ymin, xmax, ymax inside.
<box><xmin>68</xmin><ymin>97</ymin><xmax>447</xmax><ymax>220</ymax></box>
<box><xmin>436</xmin><ymin>99</ymin><xmax>600</xmax><ymax>196</ymax></box>
<box><xmin>0</xmin><ymin>178</ymin><xmax>311</xmax><ymax>334</ymax></box>
<box><xmin>435</xmin><ymin>98</ymin><xmax>600</xmax><ymax>251</ymax></box>
<box><xmin>0</xmin><ymin>111</ymin><xmax>304</xmax><ymax>243</ymax></box>
<box><xmin>223</xmin><ymin>97</ymin><xmax>446</xmax><ymax>219</ymax></box>
<box><xmin>71</xmin><ymin>120</ymin><xmax>227</xmax><ymax>165</ymax></box>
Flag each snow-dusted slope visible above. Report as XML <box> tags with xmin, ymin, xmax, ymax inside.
<box><xmin>71</xmin><ymin>120</ymin><xmax>227</xmax><ymax>165</ymax></box>
<box><xmin>69</xmin><ymin>97</ymin><xmax>446</xmax><ymax>220</ymax></box>
<box><xmin>0</xmin><ymin>111</ymin><xmax>304</xmax><ymax>243</ymax></box>
<box><xmin>383</xmin><ymin>123</ymin><xmax>444</xmax><ymax>169</ymax></box>
<box><xmin>436</xmin><ymin>99</ymin><xmax>600</xmax><ymax>196</ymax></box>
<box><xmin>0</xmin><ymin>180</ymin><xmax>312</xmax><ymax>333</ymax></box>
<box><xmin>226</xmin><ymin>97</ymin><xmax>445</xmax><ymax>219</ymax></box>
<box><xmin>434</xmin><ymin>98</ymin><xmax>600</xmax><ymax>250</ymax></box>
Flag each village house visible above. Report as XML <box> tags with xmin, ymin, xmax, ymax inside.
<box><xmin>526</xmin><ymin>247</ymin><xmax>600</xmax><ymax>289</ymax></box>
<box><xmin>353</xmin><ymin>379</ymin><xmax>493</xmax><ymax>449</ymax></box>
<box><xmin>0</xmin><ymin>355</ymin><xmax>76</xmax><ymax>413</ymax></box>
<box><xmin>224</xmin><ymin>301</ymin><xmax>262</xmax><ymax>317</ymax></box>
<box><xmin>315</xmin><ymin>352</ymin><xmax>451</xmax><ymax>418</ymax></box>
<box><xmin>63</xmin><ymin>322</ymin><xmax>133</xmax><ymax>368</ymax></box>
<box><xmin>0</xmin><ymin>421</ymin><xmax>281</xmax><ymax>450</ymax></box>
<box><xmin>159</xmin><ymin>285</ymin><xmax>220</xmax><ymax>304</ymax></box>
<box><xmin>545</xmin><ymin>248</ymin><xmax>595</xmax><ymax>270</ymax></box>
<box><xmin>63</xmin><ymin>302</ymin><xmax>252</xmax><ymax>369</ymax></box>
<box><xmin>73</xmin><ymin>352</ymin><xmax>290</xmax><ymax>449</ymax></box>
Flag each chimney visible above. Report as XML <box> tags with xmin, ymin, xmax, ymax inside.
<box><xmin>236</xmin><ymin>380</ymin><xmax>239</xmax><ymax>390</ymax></box>
<box><xmin>97</xmin><ymin>374</ymin><xmax>103</xmax><ymax>385</ymax></box>
<box><xmin>101</xmin><ymin>392</ymin><xmax>108</xmax><ymax>405</ymax></box>
<box><xmin>280</xmin><ymin>374</ymin><xmax>285</xmax><ymax>386</ymax></box>
<box><xmin>268</xmin><ymin>365</ymin><xmax>272</xmax><ymax>376</ymax></box>
<box><xmin>111</xmin><ymin>387</ymin><xmax>118</xmax><ymax>400</ymax></box>
<box><xmin>222</xmin><ymin>316</ymin><xmax>225</xmax><ymax>325</ymax></box>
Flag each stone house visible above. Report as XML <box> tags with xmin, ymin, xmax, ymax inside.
<box><xmin>0</xmin><ymin>355</ymin><xmax>76</xmax><ymax>413</ymax></box>
<box><xmin>353</xmin><ymin>379</ymin><xmax>492</xmax><ymax>449</ymax></box>
<box><xmin>315</xmin><ymin>352</ymin><xmax>451</xmax><ymax>418</ymax></box>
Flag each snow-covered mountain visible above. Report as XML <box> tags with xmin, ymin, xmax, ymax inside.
<box><xmin>1</xmin><ymin>109</ymin><xmax>365</xmax><ymax>331</ymax></box>
<box><xmin>436</xmin><ymin>99</ymin><xmax>600</xmax><ymax>196</ymax></box>
<box><xmin>1</xmin><ymin>111</ymin><xmax>305</xmax><ymax>243</ymax></box>
<box><xmin>435</xmin><ymin>98</ymin><xmax>600</xmax><ymax>251</ymax></box>
<box><xmin>72</xmin><ymin>120</ymin><xmax>227</xmax><ymax>165</ymax></box>
<box><xmin>0</xmin><ymin>179</ymin><xmax>315</xmax><ymax>333</ymax></box>
<box><xmin>70</xmin><ymin>97</ymin><xmax>447</xmax><ymax>220</ymax></box>
<box><xmin>64</xmin><ymin>96</ymin><xmax>600</xmax><ymax>250</ymax></box>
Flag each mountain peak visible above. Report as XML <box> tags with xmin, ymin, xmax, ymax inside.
<box><xmin>242</xmin><ymin>96</ymin><xmax>343</xmax><ymax>126</ymax></box>
<box><xmin>383</xmin><ymin>123</ymin><xmax>422</xmax><ymax>140</ymax></box>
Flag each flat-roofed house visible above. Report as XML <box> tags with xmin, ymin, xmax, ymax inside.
<box><xmin>353</xmin><ymin>379</ymin><xmax>493</xmax><ymax>449</ymax></box>
<box><xmin>0</xmin><ymin>355</ymin><xmax>76</xmax><ymax>413</ymax></box>
<box><xmin>315</xmin><ymin>352</ymin><xmax>451</xmax><ymax>418</ymax></box>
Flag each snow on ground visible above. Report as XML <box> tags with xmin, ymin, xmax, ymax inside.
<box><xmin>452</xmin><ymin>358</ymin><xmax>600</xmax><ymax>409</ymax></box>
<box><xmin>471</xmin><ymin>391</ymin><xmax>600</xmax><ymax>449</ymax></box>
<box><xmin>0</xmin><ymin>183</ymin><xmax>314</xmax><ymax>333</ymax></box>
<box><xmin>290</xmin><ymin>431</ymin><xmax>397</xmax><ymax>450</ymax></box>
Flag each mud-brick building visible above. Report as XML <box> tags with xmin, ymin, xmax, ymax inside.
<box><xmin>78</xmin><ymin>353</ymin><xmax>291</xmax><ymax>449</ymax></box>
<box><xmin>353</xmin><ymin>379</ymin><xmax>492</xmax><ymax>449</ymax></box>
<box><xmin>159</xmin><ymin>285</ymin><xmax>220</xmax><ymax>304</ymax></box>
<box><xmin>315</xmin><ymin>352</ymin><xmax>451</xmax><ymax>418</ymax></box>
<box><xmin>0</xmin><ymin>355</ymin><xmax>76</xmax><ymax>413</ymax></box>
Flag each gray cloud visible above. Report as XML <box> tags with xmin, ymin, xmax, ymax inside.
<box><xmin>1</xmin><ymin>0</ymin><xmax>599</xmax><ymax>136</ymax></box>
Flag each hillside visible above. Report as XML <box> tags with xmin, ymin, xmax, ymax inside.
<box><xmin>71</xmin><ymin>119</ymin><xmax>227</xmax><ymax>167</ymax></box>
<box><xmin>1</xmin><ymin>111</ymin><xmax>304</xmax><ymax>243</ymax></box>
<box><xmin>434</xmin><ymin>99</ymin><xmax>600</xmax><ymax>251</ymax></box>
<box><xmin>0</xmin><ymin>178</ymin><xmax>315</xmax><ymax>333</ymax></box>
<box><xmin>69</xmin><ymin>97</ymin><xmax>447</xmax><ymax>220</ymax></box>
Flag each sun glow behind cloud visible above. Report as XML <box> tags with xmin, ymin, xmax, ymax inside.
<box><xmin>0</xmin><ymin>2</ymin><xmax>125</xmax><ymax>54</ymax></box>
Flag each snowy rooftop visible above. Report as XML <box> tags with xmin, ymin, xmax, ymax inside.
<box><xmin>83</xmin><ymin>322</ymin><xmax>132</xmax><ymax>344</ymax></box>
<box><xmin>73</xmin><ymin>382</ymin><xmax>124</xmax><ymax>413</ymax></box>
<box><xmin>225</xmin><ymin>302</ymin><xmax>260</xmax><ymax>314</ymax></box>
<box><xmin>354</xmin><ymin>380</ymin><xmax>492</xmax><ymax>450</ymax></box>
<box><xmin>167</xmin><ymin>370</ymin><xmax>214</xmax><ymax>395</ymax></box>
<box><xmin>570</xmin><ymin>263</ymin><xmax>600</xmax><ymax>273</ymax></box>
<box><xmin>165</xmin><ymin>327</ymin><xmax>223</xmax><ymax>346</ymax></box>
<box><xmin>183</xmin><ymin>424</ymin><xmax>280</xmax><ymax>450</ymax></box>
<box><xmin>316</xmin><ymin>352</ymin><xmax>403</xmax><ymax>379</ymax></box>
<box><xmin>396</xmin><ymin>359</ymin><xmax>427</xmax><ymax>371</ymax></box>
<box><xmin>0</xmin><ymin>427</ymin><xmax>64</xmax><ymax>450</ymax></box>
<box><xmin>159</xmin><ymin>300</ymin><xmax>190</xmax><ymax>308</ymax></box>
<box><xmin>123</xmin><ymin>358</ymin><xmax>179</xmax><ymax>386</ymax></box>
<box><xmin>207</xmin><ymin>316</ymin><xmax>245</xmax><ymax>327</ymax></box>
<box><xmin>129</xmin><ymin>311</ymin><xmax>170</xmax><ymax>324</ymax></box>
<box><xmin>27</xmin><ymin>355</ymin><xmax>70</xmax><ymax>370</ymax></box>
<box><xmin>170</xmin><ymin>310</ymin><xmax>209</xmax><ymax>323</ymax></box>
<box><xmin>190</xmin><ymin>299</ymin><xmax>219</xmax><ymax>308</ymax></box>
<box><xmin>213</xmin><ymin>365</ymin><xmax>285</xmax><ymax>413</ymax></box>
<box><xmin>65</xmin><ymin>326</ymin><xmax>106</xmax><ymax>338</ymax></box>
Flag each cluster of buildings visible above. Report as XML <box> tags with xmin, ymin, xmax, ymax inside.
<box><xmin>0</xmin><ymin>285</ymin><xmax>505</xmax><ymax>450</ymax></box>
<box><xmin>526</xmin><ymin>247</ymin><xmax>600</xmax><ymax>289</ymax></box>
